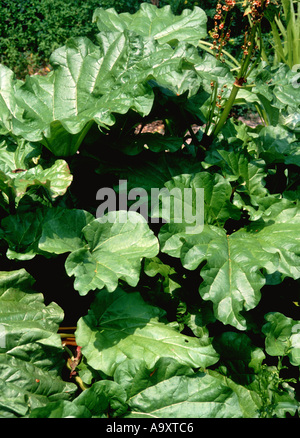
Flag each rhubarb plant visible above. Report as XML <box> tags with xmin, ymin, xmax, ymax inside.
<box><xmin>0</xmin><ymin>2</ymin><xmax>300</xmax><ymax>418</ymax></box>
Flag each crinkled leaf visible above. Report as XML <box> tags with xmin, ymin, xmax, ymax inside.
<box><xmin>0</xmin><ymin>357</ymin><xmax>75</xmax><ymax>418</ymax></box>
<box><xmin>75</xmin><ymin>287</ymin><xmax>219</xmax><ymax>376</ymax></box>
<box><xmin>203</xmin><ymin>148</ymin><xmax>269</xmax><ymax>220</ymax></box>
<box><xmin>210</xmin><ymin>150</ymin><xmax>268</xmax><ymax>198</ymax></box>
<box><xmin>116</xmin><ymin>359</ymin><xmax>250</xmax><ymax>418</ymax></box>
<box><xmin>151</xmin><ymin>171</ymin><xmax>240</xmax><ymax>231</ymax></box>
<box><xmin>0</xmin><ymin>30</ymin><xmax>202</xmax><ymax>156</ymax></box>
<box><xmin>159</xmin><ymin>200</ymin><xmax>300</xmax><ymax>329</ymax></box>
<box><xmin>214</xmin><ymin>332</ymin><xmax>265</xmax><ymax>384</ymax></box>
<box><xmin>0</xmin><ymin>269</ymin><xmax>76</xmax><ymax>417</ymax></box>
<box><xmin>29</xmin><ymin>400</ymin><xmax>91</xmax><ymax>418</ymax></box>
<box><xmin>144</xmin><ymin>256</ymin><xmax>182</xmax><ymax>295</ymax></box>
<box><xmin>116</xmin><ymin>150</ymin><xmax>203</xmax><ymax>196</ymax></box>
<box><xmin>248</xmin><ymin>364</ymin><xmax>300</xmax><ymax>418</ymax></box>
<box><xmin>1</xmin><ymin>208</ymin><xmax>49</xmax><ymax>260</ymax></box>
<box><xmin>255</xmin><ymin>125</ymin><xmax>300</xmax><ymax>166</ymax></box>
<box><xmin>38</xmin><ymin>208</ymin><xmax>94</xmax><ymax>254</ymax></box>
<box><xmin>1</xmin><ymin>207</ymin><xmax>94</xmax><ymax>260</ymax></box>
<box><xmin>270</xmin><ymin>65</ymin><xmax>300</xmax><ymax>111</ymax></box>
<box><xmin>262</xmin><ymin>312</ymin><xmax>300</xmax><ymax>366</ymax></box>
<box><xmin>0</xmin><ymin>135</ymin><xmax>41</xmax><ymax>174</ymax></box>
<box><xmin>0</xmin><ymin>65</ymin><xmax>23</xmax><ymax>134</ymax></box>
<box><xmin>114</xmin><ymin>358</ymin><xmax>261</xmax><ymax>418</ymax></box>
<box><xmin>0</xmin><ymin>135</ymin><xmax>71</xmax><ymax>206</ymax></box>
<box><xmin>73</xmin><ymin>380</ymin><xmax>128</xmax><ymax>418</ymax></box>
<box><xmin>65</xmin><ymin>211</ymin><xmax>159</xmax><ymax>295</ymax></box>
<box><xmin>29</xmin><ymin>379</ymin><xmax>128</xmax><ymax>418</ymax></box>
<box><xmin>193</xmin><ymin>53</ymin><xmax>233</xmax><ymax>93</ymax></box>
<box><xmin>93</xmin><ymin>4</ymin><xmax>207</xmax><ymax>46</ymax></box>
<box><xmin>240</xmin><ymin>63</ymin><xmax>300</xmax><ymax>125</ymax></box>
<box><xmin>12</xmin><ymin>159</ymin><xmax>73</xmax><ymax>200</ymax></box>
<box><xmin>2</xmin><ymin>209</ymin><xmax>158</xmax><ymax>294</ymax></box>
<box><xmin>181</xmin><ymin>226</ymin><xmax>267</xmax><ymax>330</ymax></box>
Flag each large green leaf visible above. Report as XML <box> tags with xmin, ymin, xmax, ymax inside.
<box><xmin>65</xmin><ymin>211</ymin><xmax>159</xmax><ymax>295</ymax></box>
<box><xmin>203</xmin><ymin>147</ymin><xmax>270</xmax><ymax>220</ymax></box>
<box><xmin>38</xmin><ymin>208</ymin><xmax>95</xmax><ymax>254</ymax></box>
<box><xmin>2</xmin><ymin>208</ymin><xmax>158</xmax><ymax>294</ymax></box>
<box><xmin>28</xmin><ymin>353</ymin><xmax>299</xmax><ymax>418</ymax></box>
<box><xmin>1</xmin><ymin>207</ymin><xmax>94</xmax><ymax>260</ymax></box>
<box><xmin>2</xmin><ymin>208</ymin><xmax>48</xmax><ymax>260</ymax></box>
<box><xmin>255</xmin><ymin>125</ymin><xmax>300</xmax><ymax>167</ymax></box>
<box><xmin>159</xmin><ymin>194</ymin><xmax>300</xmax><ymax>329</ymax></box>
<box><xmin>127</xmin><ymin>373</ymin><xmax>243</xmax><ymax>418</ymax></box>
<box><xmin>114</xmin><ymin>358</ymin><xmax>259</xmax><ymax>418</ymax></box>
<box><xmin>114</xmin><ymin>150</ymin><xmax>203</xmax><ymax>197</ymax></box>
<box><xmin>29</xmin><ymin>400</ymin><xmax>91</xmax><ymax>418</ymax></box>
<box><xmin>11</xmin><ymin>159</ymin><xmax>73</xmax><ymax>200</ymax></box>
<box><xmin>0</xmin><ymin>65</ymin><xmax>23</xmax><ymax>135</ymax></box>
<box><xmin>30</xmin><ymin>380</ymin><xmax>128</xmax><ymax>418</ymax></box>
<box><xmin>0</xmin><ymin>269</ymin><xmax>76</xmax><ymax>417</ymax></box>
<box><xmin>214</xmin><ymin>332</ymin><xmax>265</xmax><ymax>379</ymax></box>
<box><xmin>29</xmin><ymin>357</ymin><xmax>263</xmax><ymax>418</ymax></box>
<box><xmin>0</xmin><ymin>134</ymin><xmax>41</xmax><ymax>174</ymax></box>
<box><xmin>0</xmin><ymin>28</ymin><xmax>202</xmax><ymax>156</ymax></box>
<box><xmin>93</xmin><ymin>4</ymin><xmax>207</xmax><ymax>46</ymax></box>
<box><xmin>75</xmin><ymin>287</ymin><xmax>219</xmax><ymax>376</ymax></box>
<box><xmin>238</xmin><ymin>63</ymin><xmax>300</xmax><ymax>126</ymax></box>
<box><xmin>0</xmin><ymin>135</ymin><xmax>72</xmax><ymax>207</ymax></box>
<box><xmin>262</xmin><ymin>312</ymin><xmax>300</xmax><ymax>366</ymax></box>
<box><xmin>205</xmin><ymin>149</ymin><xmax>268</xmax><ymax>198</ymax></box>
<box><xmin>151</xmin><ymin>171</ymin><xmax>240</xmax><ymax>233</ymax></box>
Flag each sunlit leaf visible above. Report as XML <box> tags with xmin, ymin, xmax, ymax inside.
<box><xmin>0</xmin><ymin>269</ymin><xmax>76</xmax><ymax>417</ymax></box>
<box><xmin>75</xmin><ymin>287</ymin><xmax>219</xmax><ymax>376</ymax></box>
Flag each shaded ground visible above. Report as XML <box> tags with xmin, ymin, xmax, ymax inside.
<box><xmin>135</xmin><ymin>112</ymin><xmax>262</xmax><ymax>137</ymax></box>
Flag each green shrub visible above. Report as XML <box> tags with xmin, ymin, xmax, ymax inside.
<box><xmin>0</xmin><ymin>0</ymin><xmax>98</xmax><ymax>76</ymax></box>
<box><xmin>0</xmin><ymin>0</ymin><xmax>203</xmax><ymax>77</ymax></box>
<box><xmin>0</xmin><ymin>0</ymin><xmax>272</xmax><ymax>78</ymax></box>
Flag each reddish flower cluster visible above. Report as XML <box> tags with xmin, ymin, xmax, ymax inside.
<box><xmin>241</xmin><ymin>0</ymin><xmax>272</xmax><ymax>59</ymax></box>
<box><xmin>210</xmin><ymin>0</ymin><xmax>272</xmax><ymax>63</ymax></box>
<box><xmin>246</xmin><ymin>0</ymin><xmax>271</xmax><ymax>24</ymax></box>
<box><xmin>216</xmin><ymin>84</ymin><xmax>228</xmax><ymax>108</ymax></box>
<box><xmin>225</xmin><ymin>0</ymin><xmax>236</xmax><ymax>7</ymax></box>
<box><xmin>210</xmin><ymin>1</ymin><xmax>235</xmax><ymax>61</ymax></box>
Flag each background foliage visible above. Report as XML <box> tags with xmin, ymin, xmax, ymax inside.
<box><xmin>0</xmin><ymin>0</ymin><xmax>266</xmax><ymax>78</ymax></box>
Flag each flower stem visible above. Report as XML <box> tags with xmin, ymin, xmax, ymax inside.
<box><xmin>212</xmin><ymin>22</ymin><xmax>259</xmax><ymax>139</ymax></box>
<box><xmin>211</xmin><ymin>83</ymin><xmax>240</xmax><ymax>138</ymax></box>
